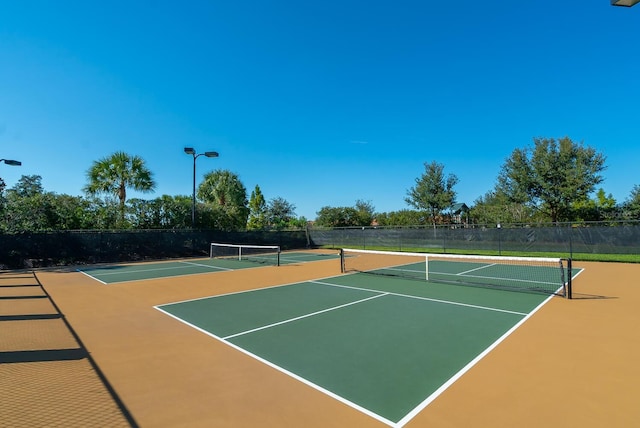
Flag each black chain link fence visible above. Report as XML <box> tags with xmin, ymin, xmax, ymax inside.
<box><xmin>0</xmin><ymin>229</ymin><xmax>310</xmax><ymax>269</ymax></box>
<box><xmin>1</xmin><ymin>222</ymin><xmax>638</xmax><ymax>269</ymax></box>
<box><xmin>308</xmin><ymin>221</ymin><xmax>640</xmax><ymax>258</ymax></box>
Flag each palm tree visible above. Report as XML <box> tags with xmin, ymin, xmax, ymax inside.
<box><xmin>84</xmin><ymin>151</ymin><xmax>156</xmax><ymax>226</ymax></box>
<box><xmin>197</xmin><ymin>169</ymin><xmax>249</xmax><ymax>230</ymax></box>
<box><xmin>198</xmin><ymin>170</ymin><xmax>247</xmax><ymax>207</ymax></box>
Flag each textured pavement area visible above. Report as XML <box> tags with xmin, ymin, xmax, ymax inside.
<box><xmin>0</xmin><ymin>272</ymin><xmax>134</xmax><ymax>428</ymax></box>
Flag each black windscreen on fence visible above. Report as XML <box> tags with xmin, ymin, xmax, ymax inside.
<box><xmin>1</xmin><ymin>222</ymin><xmax>638</xmax><ymax>269</ymax></box>
<box><xmin>308</xmin><ymin>222</ymin><xmax>640</xmax><ymax>257</ymax></box>
<box><xmin>0</xmin><ymin>229</ymin><xmax>309</xmax><ymax>269</ymax></box>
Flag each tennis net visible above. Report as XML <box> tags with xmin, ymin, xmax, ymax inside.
<box><xmin>210</xmin><ymin>243</ymin><xmax>281</xmax><ymax>266</ymax></box>
<box><xmin>340</xmin><ymin>248</ymin><xmax>571</xmax><ymax>297</ymax></box>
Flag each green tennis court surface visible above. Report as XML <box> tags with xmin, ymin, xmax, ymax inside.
<box><xmin>78</xmin><ymin>251</ymin><xmax>340</xmax><ymax>284</ymax></box>
<box><xmin>156</xmin><ymin>271</ymin><xmax>567</xmax><ymax>426</ymax></box>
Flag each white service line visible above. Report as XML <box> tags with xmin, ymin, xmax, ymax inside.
<box><xmin>179</xmin><ymin>260</ymin><xmax>233</xmax><ymax>271</ymax></box>
<box><xmin>457</xmin><ymin>263</ymin><xmax>496</xmax><ymax>275</ymax></box>
<box><xmin>395</xmin><ymin>292</ymin><xmax>556</xmax><ymax>428</ymax></box>
<box><xmin>222</xmin><ymin>292</ymin><xmax>388</xmax><ymax>340</ymax></box>
<box><xmin>310</xmin><ymin>280</ymin><xmax>528</xmax><ymax>316</ymax></box>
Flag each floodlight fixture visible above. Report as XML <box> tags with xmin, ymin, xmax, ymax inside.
<box><xmin>184</xmin><ymin>147</ymin><xmax>220</xmax><ymax>228</ymax></box>
<box><xmin>0</xmin><ymin>159</ymin><xmax>22</xmax><ymax>166</ymax></box>
<box><xmin>611</xmin><ymin>0</ymin><xmax>640</xmax><ymax>6</ymax></box>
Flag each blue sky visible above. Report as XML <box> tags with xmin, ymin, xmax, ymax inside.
<box><xmin>1</xmin><ymin>1</ymin><xmax>638</xmax><ymax>219</ymax></box>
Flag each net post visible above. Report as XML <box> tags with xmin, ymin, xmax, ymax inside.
<box><xmin>340</xmin><ymin>248</ymin><xmax>345</xmax><ymax>273</ymax></box>
<box><xmin>566</xmin><ymin>258</ymin><xmax>573</xmax><ymax>299</ymax></box>
<box><xmin>425</xmin><ymin>254</ymin><xmax>429</xmax><ymax>281</ymax></box>
<box><xmin>276</xmin><ymin>248</ymin><xmax>281</xmax><ymax>267</ymax></box>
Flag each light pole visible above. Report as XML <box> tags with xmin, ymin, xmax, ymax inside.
<box><xmin>611</xmin><ymin>0</ymin><xmax>640</xmax><ymax>6</ymax></box>
<box><xmin>184</xmin><ymin>147</ymin><xmax>219</xmax><ymax>228</ymax></box>
<box><xmin>0</xmin><ymin>159</ymin><xmax>21</xmax><ymax>166</ymax></box>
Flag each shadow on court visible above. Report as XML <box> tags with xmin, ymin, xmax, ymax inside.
<box><xmin>0</xmin><ymin>271</ymin><xmax>137</xmax><ymax>427</ymax></box>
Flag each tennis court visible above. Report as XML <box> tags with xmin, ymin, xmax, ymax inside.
<box><xmin>78</xmin><ymin>249</ymin><xmax>341</xmax><ymax>284</ymax></box>
<box><xmin>13</xmin><ymin>252</ymin><xmax>640</xmax><ymax>428</ymax></box>
<box><xmin>156</xmin><ymin>251</ymin><xmax>580</xmax><ymax>426</ymax></box>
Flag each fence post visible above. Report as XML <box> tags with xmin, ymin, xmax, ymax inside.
<box><xmin>567</xmin><ymin>258</ymin><xmax>573</xmax><ymax>299</ymax></box>
<box><xmin>443</xmin><ymin>226</ymin><xmax>447</xmax><ymax>253</ymax></box>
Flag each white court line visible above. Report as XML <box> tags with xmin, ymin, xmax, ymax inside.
<box><xmin>222</xmin><ymin>292</ymin><xmax>388</xmax><ymax>340</ymax></box>
<box><xmin>279</xmin><ymin>256</ymin><xmax>336</xmax><ymax>264</ymax></box>
<box><xmin>82</xmin><ymin>261</ymin><xmax>228</xmax><ymax>277</ymax></box>
<box><xmin>89</xmin><ymin>264</ymin><xmax>194</xmax><ymax>276</ymax></box>
<box><xmin>180</xmin><ymin>260</ymin><xmax>233</xmax><ymax>271</ymax></box>
<box><xmin>157</xmin><ymin>273</ymin><xmax>351</xmax><ymax>307</ymax></box>
<box><xmin>386</xmin><ymin>264</ymin><xmax>560</xmax><ymax>287</ymax></box>
<box><xmin>395</xmin><ymin>292</ymin><xmax>556</xmax><ymax>428</ymax></box>
<box><xmin>457</xmin><ymin>263</ymin><xmax>496</xmax><ymax>275</ymax></box>
<box><xmin>281</xmin><ymin>253</ymin><xmax>338</xmax><ymax>259</ymax></box>
<box><xmin>77</xmin><ymin>260</ymin><xmax>233</xmax><ymax>285</ymax></box>
<box><xmin>155</xmin><ymin>274</ymin><xmax>561</xmax><ymax>426</ymax></box>
<box><xmin>76</xmin><ymin>269</ymin><xmax>107</xmax><ymax>284</ymax></box>
<box><xmin>310</xmin><ymin>280</ymin><xmax>528</xmax><ymax>316</ymax></box>
<box><xmin>153</xmin><ymin>304</ymin><xmax>398</xmax><ymax>427</ymax></box>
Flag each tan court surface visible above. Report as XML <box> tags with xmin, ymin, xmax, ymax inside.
<box><xmin>1</xmin><ymin>258</ymin><xmax>639</xmax><ymax>427</ymax></box>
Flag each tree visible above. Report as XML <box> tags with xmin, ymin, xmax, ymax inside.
<box><xmin>572</xmin><ymin>188</ymin><xmax>618</xmax><ymax>222</ymax></box>
<box><xmin>247</xmin><ymin>185</ymin><xmax>268</xmax><ymax>230</ymax></box>
<box><xmin>84</xmin><ymin>152</ymin><xmax>156</xmax><ymax>226</ymax></box>
<box><xmin>0</xmin><ymin>177</ymin><xmax>6</xmax><ymax>228</ymax></box>
<box><xmin>127</xmin><ymin>198</ymin><xmax>162</xmax><ymax>229</ymax></box>
<box><xmin>197</xmin><ymin>169</ymin><xmax>249</xmax><ymax>230</ymax></box>
<box><xmin>354</xmin><ymin>200</ymin><xmax>375</xmax><ymax>226</ymax></box>
<box><xmin>375</xmin><ymin>209</ymin><xmax>428</xmax><ymax>226</ymax></box>
<box><xmin>405</xmin><ymin>161</ymin><xmax>458</xmax><ymax>228</ymax></box>
<box><xmin>82</xmin><ymin>196</ymin><xmax>121</xmax><ymax>229</ymax></box>
<box><xmin>2</xmin><ymin>176</ymin><xmax>101</xmax><ymax>231</ymax></box>
<box><xmin>156</xmin><ymin>195</ymin><xmax>192</xmax><ymax>228</ymax></box>
<box><xmin>4</xmin><ymin>177</ymin><xmax>49</xmax><ymax>232</ymax></box>
<box><xmin>315</xmin><ymin>206</ymin><xmax>361</xmax><ymax>227</ymax></box>
<box><xmin>267</xmin><ymin>197</ymin><xmax>296</xmax><ymax>230</ymax></box>
<box><xmin>470</xmin><ymin>190</ymin><xmax>537</xmax><ymax>225</ymax></box>
<box><xmin>287</xmin><ymin>216</ymin><xmax>308</xmax><ymax>229</ymax></box>
<box><xmin>9</xmin><ymin>174</ymin><xmax>44</xmax><ymax>197</ymax></box>
<box><xmin>623</xmin><ymin>185</ymin><xmax>640</xmax><ymax>219</ymax></box>
<box><xmin>3</xmin><ymin>175</ymin><xmax>52</xmax><ymax>231</ymax></box>
<box><xmin>126</xmin><ymin>195</ymin><xmax>192</xmax><ymax>229</ymax></box>
<box><xmin>315</xmin><ymin>201</ymin><xmax>374</xmax><ymax>228</ymax></box>
<box><xmin>498</xmin><ymin>137</ymin><xmax>606</xmax><ymax>223</ymax></box>
<box><xmin>46</xmin><ymin>194</ymin><xmax>98</xmax><ymax>230</ymax></box>
<box><xmin>0</xmin><ymin>175</ymin><xmax>124</xmax><ymax>232</ymax></box>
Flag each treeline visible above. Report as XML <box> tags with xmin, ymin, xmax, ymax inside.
<box><xmin>314</xmin><ymin>137</ymin><xmax>640</xmax><ymax>227</ymax></box>
<box><xmin>0</xmin><ymin>152</ymin><xmax>306</xmax><ymax>233</ymax></box>
<box><xmin>314</xmin><ymin>190</ymin><xmax>640</xmax><ymax>228</ymax></box>
<box><xmin>2</xmin><ymin>138</ymin><xmax>640</xmax><ymax>233</ymax></box>
<box><xmin>0</xmin><ymin>175</ymin><xmax>307</xmax><ymax>232</ymax></box>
